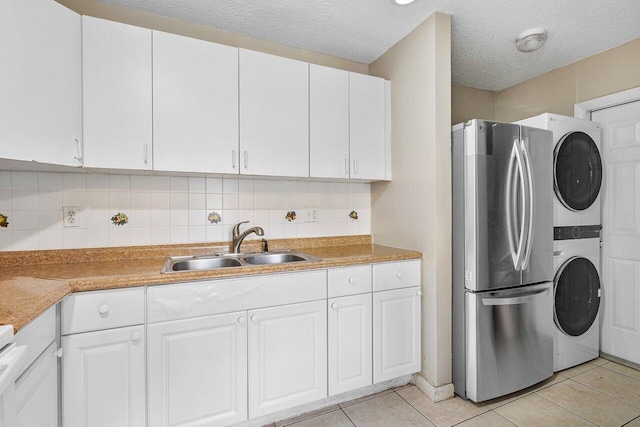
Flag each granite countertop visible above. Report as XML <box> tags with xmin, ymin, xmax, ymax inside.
<box><xmin>0</xmin><ymin>235</ymin><xmax>422</xmax><ymax>333</ymax></box>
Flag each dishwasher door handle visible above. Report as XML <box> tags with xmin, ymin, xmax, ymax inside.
<box><xmin>482</xmin><ymin>289</ymin><xmax>549</xmax><ymax>306</ymax></box>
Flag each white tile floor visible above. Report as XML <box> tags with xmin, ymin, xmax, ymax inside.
<box><xmin>271</xmin><ymin>358</ymin><xmax>640</xmax><ymax>426</ymax></box>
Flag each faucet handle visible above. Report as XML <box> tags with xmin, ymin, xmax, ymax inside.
<box><xmin>232</xmin><ymin>221</ymin><xmax>250</xmax><ymax>237</ymax></box>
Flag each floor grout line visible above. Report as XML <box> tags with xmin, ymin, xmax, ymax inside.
<box><xmin>340</xmin><ymin>408</ymin><xmax>357</xmax><ymax>427</ymax></box>
<box><xmin>534</xmin><ymin>388</ymin><xmax>607</xmax><ymax>426</ymax></box>
<box><xmin>568</xmin><ymin>372</ymin><xmax>640</xmax><ymax>410</ymax></box>
<box><xmin>623</xmin><ymin>414</ymin><xmax>640</xmax><ymax>426</ymax></box>
<box><xmin>392</xmin><ymin>389</ymin><xmax>439</xmax><ymax>426</ymax></box>
<box><xmin>600</xmin><ymin>362</ymin><xmax>640</xmax><ymax>384</ymax></box>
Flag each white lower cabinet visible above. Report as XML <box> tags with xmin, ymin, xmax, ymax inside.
<box><xmin>15</xmin><ymin>342</ymin><xmax>58</xmax><ymax>427</ymax></box>
<box><xmin>328</xmin><ymin>293</ymin><xmax>373</xmax><ymax>396</ymax></box>
<box><xmin>62</xmin><ymin>325</ymin><xmax>145</xmax><ymax>427</ymax></box>
<box><xmin>147</xmin><ymin>311</ymin><xmax>248</xmax><ymax>427</ymax></box>
<box><xmin>373</xmin><ymin>286</ymin><xmax>422</xmax><ymax>383</ymax></box>
<box><xmin>248</xmin><ymin>300</ymin><xmax>327</xmax><ymax>418</ymax></box>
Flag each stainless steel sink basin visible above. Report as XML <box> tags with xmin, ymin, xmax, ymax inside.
<box><xmin>170</xmin><ymin>257</ymin><xmax>242</xmax><ymax>271</ymax></box>
<box><xmin>161</xmin><ymin>250</ymin><xmax>319</xmax><ymax>273</ymax></box>
<box><xmin>243</xmin><ymin>253</ymin><xmax>307</xmax><ymax>265</ymax></box>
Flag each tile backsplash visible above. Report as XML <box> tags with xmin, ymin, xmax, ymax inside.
<box><xmin>0</xmin><ymin>171</ymin><xmax>370</xmax><ymax>251</ymax></box>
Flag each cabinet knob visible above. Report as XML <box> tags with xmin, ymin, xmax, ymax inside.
<box><xmin>250</xmin><ymin>315</ymin><xmax>257</xmax><ymax>322</ymax></box>
<box><xmin>416</xmin><ymin>291</ymin><xmax>422</xmax><ymax>296</ymax></box>
<box><xmin>396</xmin><ymin>272</ymin><xmax>403</xmax><ymax>279</ymax></box>
<box><xmin>131</xmin><ymin>332</ymin><xmax>141</xmax><ymax>342</ymax></box>
<box><xmin>348</xmin><ymin>277</ymin><xmax>356</xmax><ymax>285</ymax></box>
<box><xmin>237</xmin><ymin>316</ymin><xmax>245</xmax><ymax>324</ymax></box>
<box><xmin>98</xmin><ymin>304</ymin><xmax>109</xmax><ymax>315</ymax></box>
<box><xmin>331</xmin><ymin>303</ymin><xmax>337</xmax><ymax>310</ymax></box>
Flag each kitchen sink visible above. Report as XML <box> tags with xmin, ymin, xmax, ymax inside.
<box><xmin>161</xmin><ymin>250</ymin><xmax>319</xmax><ymax>273</ymax></box>
<box><xmin>243</xmin><ymin>253</ymin><xmax>308</xmax><ymax>265</ymax></box>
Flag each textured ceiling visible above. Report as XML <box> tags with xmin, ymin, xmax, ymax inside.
<box><xmin>95</xmin><ymin>0</ymin><xmax>640</xmax><ymax>91</ymax></box>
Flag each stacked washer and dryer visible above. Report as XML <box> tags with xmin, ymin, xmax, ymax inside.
<box><xmin>516</xmin><ymin>113</ymin><xmax>603</xmax><ymax>372</ymax></box>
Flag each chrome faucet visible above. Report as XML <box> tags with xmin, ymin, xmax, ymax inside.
<box><xmin>232</xmin><ymin>221</ymin><xmax>265</xmax><ymax>253</ymax></box>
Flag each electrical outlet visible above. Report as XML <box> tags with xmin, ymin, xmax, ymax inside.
<box><xmin>63</xmin><ymin>206</ymin><xmax>80</xmax><ymax>227</ymax></box>
<box><xmin>305</xmin><ymin>207</ymin><xmax>319</xmax><ymax>223</ymax></box>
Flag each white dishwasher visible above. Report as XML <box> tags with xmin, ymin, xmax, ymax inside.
<box><xmin>0</xmin><ymin>325</ymin><xmax>28</xmax><ymax>427</ymax></box>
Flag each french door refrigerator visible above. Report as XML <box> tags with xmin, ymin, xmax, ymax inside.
<box><xmin>452</xmin><ymin>120</ymin><xmax>554</xmax><ymax>402</ymax></box>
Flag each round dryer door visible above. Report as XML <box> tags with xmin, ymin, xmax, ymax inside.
<box><xmin>554</xmin><ymin>131</ymin><xmax>603</xmax><ymax>211</ymax></box>
<box><xmin>554</xmin><ymin>256</ymin><xmax>601</xmax><ymax>336</ymax></box>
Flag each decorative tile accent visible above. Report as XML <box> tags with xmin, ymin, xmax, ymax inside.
<box><xmin>110</xmin><ymin>212</ymin><xmax>129</xmax><ymax>226</ymax></box>
<box><xmin>349</xmin><ymin>210</ymin><xmax>359</xmax><ymax>221</ymax></box>
<box><xmin>207</xmin><ymin>211</ymin><xmax>221</xmax><ymax>224</ymax></box>
<box><xmin>0</xmin><ymin>213</ymin><xmax>8</xmax><ymax>228</ymax></box>
<box><xmin>285</xmin><ymin>210</ymin><xmax>297</xmax><ymax>222</ymax></box>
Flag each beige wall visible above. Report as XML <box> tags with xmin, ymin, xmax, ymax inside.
<box><xmin>452</xmin><ymin>38</ymin><xmax>640</xmax><ymax>124</ymax></box>
<box><xmin>369</xmin><ymin>12</ymin><xmax>452</xmax><ymax>388</ymax></box>
<box><xmin>451</xmin><ymin>85</ymin><xmax>495</xmax><ymax>125</ymax></box>
<box><xmin>55</xmin><ymin>0</ymin><xmax>368</xmax><ymax>74</ymax></box>
<box><xmin>495</xmin><ymin>38</ymin><xmax>640</xmax><ymax>122</ymax></box>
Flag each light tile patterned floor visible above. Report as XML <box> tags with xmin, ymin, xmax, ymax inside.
<box><xmin>271</xmin><ymin>358</ymin><xmax>640</xmax><ymax>427</ymax></box>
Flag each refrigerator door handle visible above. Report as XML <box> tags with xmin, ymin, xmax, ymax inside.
<box><xmin>520</xmin><ymin>139</ymin><xmax>535</xmax><ymax>270</ymax></box>
<box><xmin>506</xmin><ymin>140</ymin><xmax>528</xmax><ymax>270</ymax></box>
<box><xmin>482</xmin><ymin>288</ymin><xmax>549</xmax><ymax>306</ymax></box>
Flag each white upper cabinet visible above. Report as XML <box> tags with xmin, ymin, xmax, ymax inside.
<box><xmin>309</xmin><ymin>64</ymin><xmax>350</xmax><ymax>179</ymax></box>
<box><xmin>82</xmin><ymin>16</ymin><xmax>152</xmax><ymax>170</ymax></box>
<box><xmin>0</xmin><ymin>0</ymin><xmax>82</xmax><ymax>166</ymax></box>
<box><xmin>349</xmin><ymin>72</ymin><xmax>386</xmax><ymax>180</ymax></box>
<box><xmin>239</xmin><ymin>49</ymin><xmax>309</xmax><ymax>177</ymax></box>
<box><xmin>153</xmin><ymin>31</ymin><xmax>239</xmax><ymax>174</ymax></box>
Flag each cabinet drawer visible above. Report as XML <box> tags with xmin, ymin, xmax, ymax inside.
<box><xmin>328</xmin><ymin>265</ymin><xmax>372</xmax><ymax>298</ymax></box>
<box><xmin>373</xmin><ymin>260</ymin><xmax>420</xmax><ymax>291</ymax></box>
<box><xmin>62</xmin><ymin>287</ymin><xmax>145</xmax><ymax>335</ymax></box>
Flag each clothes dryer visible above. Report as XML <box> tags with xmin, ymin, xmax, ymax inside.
<box><xmin>516</xmin><ymin>113</ymin><xmax>602</xmax><ymax>227</ymax></box>
<box><xmin>552</xmin><ymin>228</ymin><xmax>601</xmax><ymax>372</ymax></box>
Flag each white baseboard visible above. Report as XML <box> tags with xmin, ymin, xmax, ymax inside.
<box><xmin>412</xmin><ymin>374</ymin><xmax>454</xmax><ymax>402</ymax></box>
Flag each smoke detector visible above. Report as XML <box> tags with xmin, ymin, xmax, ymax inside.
<box><xmin>515</xmin><ymin>28</ymin><xmax>547</xmax><ymax>53</ymax></box>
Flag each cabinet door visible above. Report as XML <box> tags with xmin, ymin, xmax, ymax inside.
<box><xmin>373</xmin><ymin>287</ymin><xmax>421</xmax><ymax>383</ymax></box>
<box><xmin>0</xmin><ymin>0</ymin><xmax>81</xmax><ymax>166</ymax></box>
<box><xmin>62</xmin><ymin>325</ymin><xmax>145</xmax><ymax>427</ymax></box>
<box><xmin>15</xmin><ymin>342</ymin><xmax>58</xmax><ymax>427</ymax></box>
<box><xmin>328</xmin><ymin>293</ymin><xmax>372</xmax><ymax>396</ymax></box>
<box><xmin>309</xmin><ymin>64</ymin><xmax>350</xmax><ymax>179</ymax></box>
<box><xmin>82</xmin><ymin>17</ymin><xmax>152</xmax><ymax>170</ymax></box>
<box><xmin>349</xmin><ymin>73</ymin><xmax>386</xmax><ymax>180</ymax></box>
<box><xmin>248</xmin><ymin>300</ymin><xmax>326</xmax><ymax>418</ymax></box>
<box><xmin>153</xmin><ymin>31</ymin><xmax>239</xmax><ymax>174</ymax></box>
<box><xmin>239</xmin><ymin>49</ymin><xmax>309</xmax><ymax>177</ymax></box>
<box><xmin>147</xmin><ymin>312</ymin><xmax>248</xmax><ymax>427</ymax></box>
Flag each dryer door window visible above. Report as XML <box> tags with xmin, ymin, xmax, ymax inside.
<box><xmin>554</xmin><ymin>256</ymin><xmax>600</xmax><ymax>336</ymax></box>
<box><xmin>554</xmin><ymin>131</ymin><xmax>602</xmax><ymax>211</ymax></box>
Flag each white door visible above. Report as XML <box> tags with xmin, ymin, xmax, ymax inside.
<box><xmin>248</xmin><ymin>300</ymin><xmax>327</xmax><ymax>418</ymax></box>
<box><xmin>153</xmin><ymin>31</ymin><xmax>239</xmax><ymax>174</ymax></box>
<box><xmin>62</xmin><ymin>325</ymin><xmax>145</xmax><ymax>427</ymax></box>
<box><xmin>15</xmin><ymin>342</ymin><xmax>58</xmax><ymax>427</ymax></box>
<box><xmin>147</xmin><ymin>312</ymin><xmax>248</xmax><ymax>427</ymax></box>
<box><xmin>328</xmin><ymin>293</ymin><xmax>372</xmax><ymax>396</ymax></box>
<box><xmin>239</xmin><ymin>49</ymin><xmax>309</xmax><ymax>177</ymax></box>
<box><xmin>373</xmin><ymin>286</ymin><xmax>421</xmax><ymax>383</ymax></box>
<box><xmin>592</xmin><ymin>100</ymin><xmax>640</xmax><ymax>365</ymax></box>
<box><xmin>349</xmin><ymin>72</ymin><xmax>386</xmax><ymax>180</ymax></box>
<box><xmin>0</xmin><ymin>0</ymin><xmax>82</xmax><ymax>166</ymax></box>
<box><xmin>82</xmin><ymin>17</ymin><xmax>152</xmax><ymax>170</ymax></box>
<box><xmin>309</xmin><ymin>64</ymin><xmax>350</xmax><ymax>179</ymax></box>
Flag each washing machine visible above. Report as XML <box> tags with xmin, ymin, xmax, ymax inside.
<box><xmin>552</xmin><ymin>227</ymin><xmax>601</xmax><ymax>372</ymax></box>
<box><xmin>516</xmin><ymin>113</ymin><xmax>602</xmax><ymax>227</ymax></box>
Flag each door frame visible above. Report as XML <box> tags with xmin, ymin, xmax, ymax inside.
<box><xmin>574</xmin><ymin>86</ymin><xmax>640</xmax><ymax>119</ymax></box>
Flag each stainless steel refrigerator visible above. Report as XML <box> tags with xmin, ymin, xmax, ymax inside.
<box><xmin>452</xmin><ymin>120</ymin><xmax>554</xmax><ymax>402</ymax></box>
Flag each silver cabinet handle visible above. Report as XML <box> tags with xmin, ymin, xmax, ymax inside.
<box><xmin>244</xmin><ymin>151</ymin><xmax>248</xmax><ymax>169</ymax></box>
<box><xmin>74</xmin><ymin>137</ymin><xmax>83</xmax><ymax>164</ymax></box>
<box><xmin>482</xmin><ymin>289</ymin><xmax>549</xmax><ymax>306</ymax></box>
<box><xmin>232</xmin><ymin>150</ymin><xmax>237</xmax><ymax>169</ymax></box>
